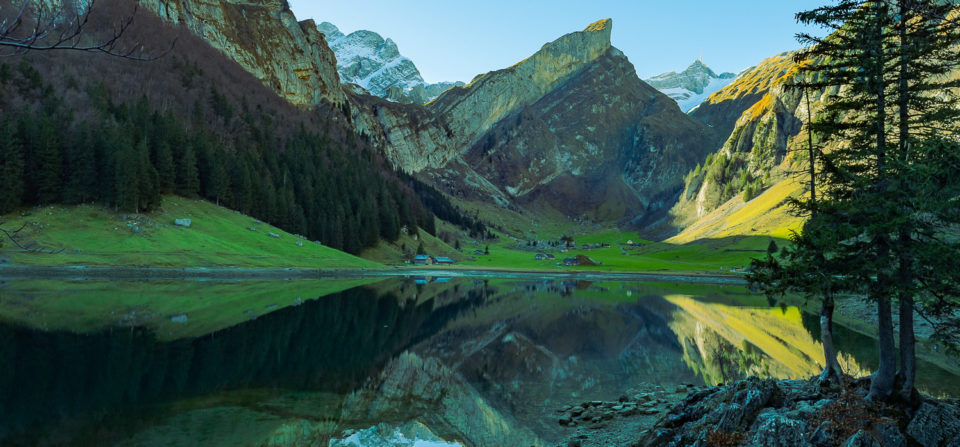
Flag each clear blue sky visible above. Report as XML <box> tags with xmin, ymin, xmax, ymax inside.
<box><xmin>289</xmin><ymin>0</ymin><xmax>826</xmax><ymax>84</ymax></box>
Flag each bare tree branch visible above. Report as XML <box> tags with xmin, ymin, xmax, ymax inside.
<box><xmin>0</xmin><ymin>0</ymin><xmax>175</xmax><ymax>61</ymax></box>
<box><xmin>0</xmin><ymin>222</ymin><xmax>29</xmax><ymax>250</ymax></box>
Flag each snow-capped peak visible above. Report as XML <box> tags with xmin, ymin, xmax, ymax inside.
<box><xmin>318</xmin><ymin>22</ymin><xmax>463</xmax><ymax>104</ymax></box>
<box><xmin>645</xmin><ymin>60</ymin><xmax>737</xmax><ymax>112</ymax></box>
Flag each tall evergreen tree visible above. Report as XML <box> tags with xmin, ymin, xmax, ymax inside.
<box><xmin>30</xmin><ymin>114</ymin><xmax>62</xmax><ymax>204</ymax></box>
<box><xmin>753</xmin><ymin>0</ymin><xmax>960</xmax><ymax>402</ymax></box>
<box><xmin>175</xmin><ymin>142</ymin><xmax>200</xmax><ymax>197</ymax></box>
<box><xmin>136</xmin><ymin>138</ymin><xmax>161</xmax><ymax>212</ymax></box>
<box><xmin>0</xmin><ymin>121</ymin><xmax>24</xmax><ymax>214</ymax></box>
<box><xmin>153</xmin><ymin>140</ymin><xmax>175</xmax><ymax>195</ymax></box>
<box><xmin>885</xmin><ymin>0</ymin><xmax>960</xmax><ymax>401</ymax></box>
<box><xmin>63</xmin><ymin>122</ymin><xmax>99</xmax><ymax>204</ymax></box>
<box><xmin>115</xmin><ymin>139</ymin><xmax>139</xmax><ymax>212</ymax></box>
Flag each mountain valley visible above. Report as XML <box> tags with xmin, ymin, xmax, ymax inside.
<box><xmin>0</xmin><ymin>0</ymin><xmax>819</xmax><ymax>261</ymax></box>
<box><xmin>4</xmin><ymin>2</ymin><xmax>960</xmax><ymax>447</ymax></box>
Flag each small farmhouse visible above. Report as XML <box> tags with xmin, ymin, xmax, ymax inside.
<box><xmin>562</xmin><ymin>255</ymin><xmax>601</xmax><ymax>267</ymax></box>
<box><xmin>413</xmin><ymin>255</ymin><xmax>433</xmax><ymax>265</ymax></box>
<box><xmin>434</xmin><ymin>257</ymin><xmax>456</xmax><ymax>265</ymax></box>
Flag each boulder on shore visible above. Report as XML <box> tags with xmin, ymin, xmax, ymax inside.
<box><xmin>640</xmin><ymin>377</ymin><xmax>960</xmax><ymax>447</ymax></box>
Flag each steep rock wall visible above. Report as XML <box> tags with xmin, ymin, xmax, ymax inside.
<box><xmin>462</xmin><ymin>48</ymin><xmax>720</xmax><ymax>220</ymax></box>
<box><xmin>139</xmin><ymin>0</ymin><xmax>345</xmax><ymax>106</ymax></box>
<box><xmin>428</xmin><ymin>19</ymin><xmax>614</xmax><ymax>153</ymax></box>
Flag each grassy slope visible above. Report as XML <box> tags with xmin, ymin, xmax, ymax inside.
<box><xmin>669</xmin><ymin>177</ymin><xmax>805</xmax><ymax>244</ymax></box>
<box><xmin>0</xmin><ymin>196</ymin><xmax>380</xmax><ymax>269</ymax></box>
<box><xmin>360</xmin><ymin>219</ymin><xmax>463</xmax><ymax>265</ymax></box>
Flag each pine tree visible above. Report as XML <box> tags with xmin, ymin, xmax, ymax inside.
<box><xmin>31</xmin><ymin>114</ymin><xmax>62</xmax><ymax>204</ymax></box>
<box><xmin>0</xmin><ymin>121</ymin><xmax>24</xmax><ymax>213</ymax></box>
<box><xmin>135</xmin><ymin>138</ymin><xmax>161</xmax><ymax>212</ymax></box>
<box><xmin>210</xmin><ymin>160</ymin><xmax>230</xmax><ymax>207</ymax></box>
<box><xmin>63</xmin><ymin>122</ymin><xmax>99</xmax><ymax>204</ymax></box>
<box><xmin>115</xmin><ymin>140</ymin><xmax>139</xmax><ymax>212</ymax></box>
<box><xmin>175</xmin><ymin>141</ymin><xmax>199</xmax><ymax>197</ymax></box>
<box><xmin>153</xmin><ymin>140</ymin><xmax>175</xmax><ymax>194</ymax></box>
<box><xmin>754</xmin><ymin>0</ymin><xmax>960</xmax><ymax>402</ymax></box>
<box><xmin>885</xmin><ymin>0</ymin><xmax>960</xmax><ymax>401</ymax></box>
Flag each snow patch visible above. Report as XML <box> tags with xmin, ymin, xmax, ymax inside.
<box><xmin>330</xmin><ymin>425</ymin><xmax>461</xmax><ymax>447</ymax></box>
<box><xmin>645</xmin><ymin>61</ymin><xmax>738</xmax><ymax>112</ymax></box>
<box><xmin>659</xmin><ymin>76</ymin><xmax>735</xmax><ymax>112</ymax></box>
<box><xmin>318</xmin><ymin>22</ymin><xmax>461</xmax><ymax>103</ymax></box>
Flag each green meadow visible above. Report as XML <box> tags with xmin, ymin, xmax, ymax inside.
<box><xmin>457</xmin><ymin>232</ymin><xmax>778</xmax><ymax>275</ymax></box>
<box><xmin>0</xmin><ymin>197</ymin><xmax>381</xmax><ymax>270</ymax></box>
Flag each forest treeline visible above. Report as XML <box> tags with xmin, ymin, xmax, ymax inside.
<box><xmin>0</xmin><ymin>58</ymin><xmax>483</xmax><ymax>254</ymax></box>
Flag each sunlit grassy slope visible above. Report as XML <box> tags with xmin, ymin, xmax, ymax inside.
<box><xmin>0</xmin><ymin>278</ymin><xmax>378</xmax><ymax>340</ymax></box>
<box><xmin>669</xmin><ymin>177</ymin><xmax>805</xmax><ymax>245</ymax></box>
<box><xmin>0</xmin><ymin>197</ymin><xmax>380</xmax><ymax>269</ymax></box>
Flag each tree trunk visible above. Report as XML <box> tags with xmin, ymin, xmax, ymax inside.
<box><xmin>894</xmin><ymin>0</ymin><xmax>917</xmax><ymax>404</ymax></box>
<box><xmin>898</xmin><ymin>282</ymin><xmax>916</xmax><ymax>402</ymax></box>
<box><xmin>820</xmin><ymin>293</ymin><xmax>844</xmax><ymax>386</ymax></box>
<box><xmin>870</xmin><ymin>287</ymin><xmax>897</xmax><ymax>401</ymax></box>
<box><xmin>897</xmin><ymin>233</ymin><xmax>916</xmax><ymax>401</ymax></box>
<box><xmin>868</xmin><ymin>2</ymin><xmax>897</xmax><ymax>403</ymax></box>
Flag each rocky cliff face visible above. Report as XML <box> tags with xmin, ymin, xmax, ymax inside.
<box><xmin>689</xmin><ymin>52</ymin><xmax>798</xmax><ymax>147</ymax></box>
<box><xmin>346</xmin><ymin>91</ymin><xmax>460</xmax><ymax>171</ymax></box>
<box><xmin>461</xmin><ymin>47</ymin><xmax>719</xmax><ymax>220</ymax></box>
<box><xmin>138</xmin><ymin>1</ymin><xmax>461</xmax><ymax>171</ymax></box>
<box><xmin>669</xmin><ymin>51</ymin><xmax>820</xmax><ymax>231</ymax></box>
<box><xmin>135</xmin><ymin>4</ymin><xmax>722</xmax><ymax>227</ymax></box>
<box><xmin>428</xmin><ymin>19</ymin><xmax>616</xmax><ymax>153</ymax></box>
<box><xmin>645</xmin><ymin>61</ymin><xmax>737</xmax><ymax>112</ymax></box>
<box><xmin>139</xmin><ymin>0</ymin><xmax>345</xmax><ymax>106</ymax></box>
<box><xmin>318</xmin><ymin>22</ymin><xmax>465</xmax><ymax>105</ymax></box>
<box><xmin>423</xmin><ymin>19</ymin><xmax>721</xmax><ymax>222</ymax></box>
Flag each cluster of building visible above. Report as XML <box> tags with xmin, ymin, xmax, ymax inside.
<box><xmin>412</xmin><ymin>254</ymin><xmax>456</xmax><ymax>265</ymax></box>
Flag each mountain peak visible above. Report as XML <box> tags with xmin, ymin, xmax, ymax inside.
<box><xmin>686</xmin><ymin>59</ymin><xmax>712</xmax><ymax>72</ymax></box>
<box><xmin>533</xmin><ymin>18</ymin><xmax>612</xmax><ymax>64</ymax></box>
<box><xmin>317</xmin><ymin>22</ymin><xmax>464</xmax><ymax>104</ymax></box>
<box><xmin>317</xmin><ymin>22</ymin><xmax>344</xmax><ymax>42</ymax></box>
<box><xmin>644</xmin><ymin>60</ymin><xmax>738</xmax><ymax>112</ymax></box>
<box><xmin>584</xmin><ymin>18</ymin><xmax>612</xmax><ymax>33</ymax></box>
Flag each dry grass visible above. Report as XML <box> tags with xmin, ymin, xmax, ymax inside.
<box><xmin>669</xmin><ymin>177</ymin><xmax>805</xmax><ymax>244</ymax></box>
<box><xmin>806</xmin><ymin>387</ymin><xmax>893</xmax><ymax>445</ymax></box>
<box><xmin>705</xmin><ymin>430</ymin><xmax>747</xmax><ymax>447</ymax></box>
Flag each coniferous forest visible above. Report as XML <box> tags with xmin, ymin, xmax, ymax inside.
<box><xmin>0</xmin><ymin>47</ymin><xmax>480</xmax><ymax>254</ymax></box>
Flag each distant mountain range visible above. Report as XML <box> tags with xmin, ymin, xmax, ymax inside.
<box><xmin>645</xmin><ymin>61</ymin><xmax>737</xmax><ymax>112</ymax></box>
<box><xmin>317</xmin><ymin>22</ymin><xmax>463</xmax><ymax>105</ymax></box>
<box><xmin>100</xmin><ymin>0</ymin><xmax>813</xmax><ymax>241</ymax></box>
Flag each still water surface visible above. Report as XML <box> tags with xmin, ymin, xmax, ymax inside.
<box><xmin>0</xmin><ymin>277</ymin><xmax>957</xmax><ymax>446</ymax></box>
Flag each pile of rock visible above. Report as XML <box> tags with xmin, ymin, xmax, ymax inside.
<box><xmin>640</xmin><ymin>377</ymin><xmax>960</xmax><ymax>447</ymax></box>
<box><xmin>558</xmin><ymin>392</ymin><xmax>677</xmax><ymax>428</ymax></box>
<box><xmin>554</xmin><ymin>385</ymin><xmax>701</xmax><ymax>447</ymax></box>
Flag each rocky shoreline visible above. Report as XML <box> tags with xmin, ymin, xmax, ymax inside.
<box><xmin>552</xmin><ymin>385</ymin><xmax>699</xmax><ymax>447</ymax></box>
<box><xmin>552</xmin><ymin>377</ymin><xmax>960</xmax><ymax>447</ymax></box>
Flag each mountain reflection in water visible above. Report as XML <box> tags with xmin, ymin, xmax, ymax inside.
<box><xmin>0</xmin><ymin>278</ymin><xmax>957</xmax><ymax>446</ymax></box>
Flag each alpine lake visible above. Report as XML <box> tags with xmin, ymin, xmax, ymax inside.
<box><xmin>1</xmin><ymin>274</ymin><xmax>958</xmax><ymax>446</ymax></box>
